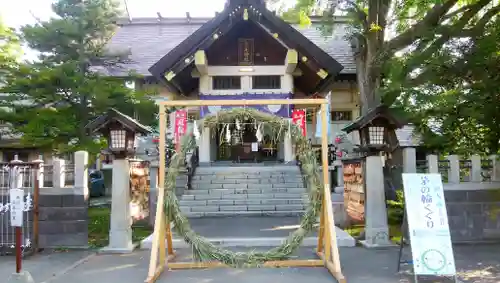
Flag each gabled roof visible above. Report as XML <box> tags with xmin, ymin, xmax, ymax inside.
<box><xmin>104</xmin><ymin>17</ymin><xmax>355</xmax><ymax>78</ymax></box>
<box><xmin>148</xmin><ymin>2</ymin><xmax>344</xmax><ymax>93</ymax></box>
<box><xmin>86</xmin><ymin>108</ymin><xmax>152</xmax><ymax>135</ymax></box>
<box><xmin>342</xmin><ymin>105</ymin><xmax>405</xmax><ymax>133</ymax></box>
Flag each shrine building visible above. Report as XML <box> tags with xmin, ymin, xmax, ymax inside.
<box><xmin>105</xmin><ymin>0</ymin><xmax>359</xmax><ymax>164</ymax></box>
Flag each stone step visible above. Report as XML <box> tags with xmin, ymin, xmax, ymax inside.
<box><xmin>190</xmin><ymin>183</ymin><xmax>305</xmax><ymax>190</ymax></box>
<box><xmin>179</xmin><ymin>198</ymin><xmax>309</xmax><ymax>207</ymax></box>
<box><xmin>181</xmin><ymin>193</ymin><xmax>308</xmax><ymax>201</ymax></box>
<box><xmin>181</xmin><ymin>203</ymin><xmax>307</xmax><ymax>213</ymax></box>
<box><xmin>195</xmin><ymin>166</ymin><xmax>301</xmax><ymax>174</ymax></box>
<box><xmin>193</xmin><ymin>176</ymin><xmax>304</xmax><ymax>182</ymax></box>
<box><xmin>184</xmin><ymin>187</ymin><xmax>306</xmax><ymax>195</ymax></box>
<box><xmin>183</xmin><ymin>211</ymin><xmax>306</xmax><ymax>218</ymax></box>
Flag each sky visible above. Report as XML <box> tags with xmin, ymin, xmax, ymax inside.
<box><xmin>0</xmin><ymin>0</ymin><xmax>295</xmax><ymax>28</ymax></box>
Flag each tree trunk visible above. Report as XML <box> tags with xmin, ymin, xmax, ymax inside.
<box><xmin>355</xmin><ymin>53</ymin><xmax>381</xmax><ymax>115</ymax></box>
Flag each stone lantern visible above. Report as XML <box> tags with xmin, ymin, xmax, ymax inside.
<box><xmin>86</xmin><ymin>108</ymin><xmax>152</xmax><ymax>253</ymax></box>
<box><xmin>341</xmin><ymin>105</ymin><xmax>404</xmax><ymax>248</ymax></box>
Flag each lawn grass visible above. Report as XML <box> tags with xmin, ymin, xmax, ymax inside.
<box><xmin>88</xmin><ymin>207</ymin><xmax>153</xmax><ymax>248</ymax></box>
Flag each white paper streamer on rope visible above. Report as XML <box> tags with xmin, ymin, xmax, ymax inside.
<box><xmin>255</xmin><ymin>123</ymin><xmax>263</xmax><ymax>142</ymax></box>
<box><xmin>225</xmin><ymin>124</ymin><xmax>231</xmax><ymax>143</ymax></box>
<box><xmin>193</xmin><ymin>120</ymin><xmax>200</xmax><ymax>140</ymax></box>
<box><xmin>235</xmin><ymin>119</ymin><xmax>241</xmax><ymax>130</ymax></box>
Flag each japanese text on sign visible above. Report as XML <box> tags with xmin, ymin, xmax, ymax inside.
<box><xmin>291</xmin><ymin>109</ymin><xmax>306</xmax><ymax>137</ymax></box>
<box><xmin>402</xmin><ymin>173</ymin><xmax>456</xmax><ymax>276</ymax></box>
<box><xmin>173</xmin><ymin>110</ymin><xmax>188</xmax><ymax>151</ymax></box>
<box><xmin>9</xmin><ymin>188</ymin><xmax>24</xmax><ymax>227</ymax></box>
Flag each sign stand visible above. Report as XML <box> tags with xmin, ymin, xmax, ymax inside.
<box><xmin>400</xmin><ymin>173</ymin><xmax>460</xmax><ymax>283</ymax></box>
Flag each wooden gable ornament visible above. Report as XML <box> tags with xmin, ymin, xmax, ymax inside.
<box><xmin>342</xmin><ymin>105</ymin><xmax>404</xmax><ymax>152</ymax></box>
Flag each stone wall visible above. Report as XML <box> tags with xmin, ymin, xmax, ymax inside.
<box><xmin>38</xmin><ymin>193</ymin><xmax>88</xmax><ymax>248</ymax></box>
<box><xmin>445</xmin><ymin>188</ymin><xmax>500</xmax><ymax>242</ymax></box>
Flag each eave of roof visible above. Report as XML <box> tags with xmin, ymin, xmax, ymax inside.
<box><xmin>147</xmin><ymin>5</ymin><xmax>344</xmax><ymax>94</ymax></box>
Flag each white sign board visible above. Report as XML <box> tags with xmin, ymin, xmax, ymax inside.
<box><xmin>9</xmin><ymin>188</ymin><xmax>24</xmax><ymax>227</ymax></box>
<box><xmin>402</xmin><ymin>173</ymin><xmax>456</xmax><ymax>276</ymax></box>
<box><xmin>251</xmin><ymin>142</ymin><xmax>258</xmax><ymax>152</ymax></box>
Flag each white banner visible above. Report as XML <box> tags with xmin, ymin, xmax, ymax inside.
<box><xmin>402</xmin><ymin>173</ymin><xmax>456</xmax><ymax>276</ymax></box>
<box><xmin>9</xmin><ymin>188</ymin><xmax>24</xmax><ymax>227</ymax></box>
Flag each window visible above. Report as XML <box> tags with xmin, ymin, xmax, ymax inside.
<box><xmin>212</xmin><ymin>76</ymin><xmax>241</xmax><ymax>90</ymax></box>
<box><xmin>252</xmin><ymin>76</ymin><xmax>281</xmax><ymax>89</ymax></box>
<box><xmin>331</xmin><ymin>111</ymin><xmax>352</xmax><ymax>121</ymax></box>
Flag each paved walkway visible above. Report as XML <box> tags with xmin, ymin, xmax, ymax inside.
<box><xmin>1</xmin><ymin>245</ymin><xmax>498</xmax><ymax>283</ymax></box>
<box><xmin>141</xmin><ymin>216</ymin><xmax>355</xmax><ymax>248</ymax></box>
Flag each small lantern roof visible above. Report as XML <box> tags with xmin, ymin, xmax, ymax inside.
<box><xmin>86</xmin><ymin>108</ymin><xmax>153</xmax><ymax>135</ymax></box>
<box><xmin>342</xmin><ymin>104</ymin><xmax>405</xmax><ymax>134</ymax></box>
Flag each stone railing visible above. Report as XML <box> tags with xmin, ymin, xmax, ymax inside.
<box><xmin>414</xmin><ymin>154</ymin><xmax>499</xmax><ymax>184</ymax></box>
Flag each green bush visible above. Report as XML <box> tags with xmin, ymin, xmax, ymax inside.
<box><xmin>387</xmin><ymin>190</ymin><xmax>404</xmax><ymax>226</ymax></box>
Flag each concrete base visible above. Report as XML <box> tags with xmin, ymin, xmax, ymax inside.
<box><xmin>6</xmin><ymin>271</ymin><xmax>35</xmax><ymax>283</ymax></box>
<box><xmin>140</xmin><ymin>227</ymin><xmax>356</xmax><ymax>249</ymax></box>
<box><xmin>99</xmin><ymin>242</ymin><xmax>139</xmax><ymax>254</ymax></box>
<box><xmin>359</xmin><ymin>240</ymin><xmax>397</xmax><ymax>249</ymax></box>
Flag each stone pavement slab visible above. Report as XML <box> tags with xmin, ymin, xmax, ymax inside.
<box><xmin>1</xmin><ymin>245</ymin><xmax>498</xmax><ymax>283</ymax></box>
<box><xmin>141</xmin><ymin>216</ymin><xmax>355</xmax><ymax>248</ymax></box>
<box><xmin>0</xmin><ymin>250</ymin><xmax>93</xmax><ymax>283</ymax></box>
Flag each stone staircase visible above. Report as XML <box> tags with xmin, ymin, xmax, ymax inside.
<box><xmin>179</xmin><ymin>165</ymin><xmax>310</xmax><ymax>217</ymax></box>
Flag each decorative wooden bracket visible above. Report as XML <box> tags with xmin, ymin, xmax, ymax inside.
<box><xmin>285</xmin><ymin>49</ymin><xmax>298</xmax><ymax>74</ymax></box>
<box><xmin>195</xmin><ymin>50</ymin><xmax>208</xmax><ymax>75</ymax></box>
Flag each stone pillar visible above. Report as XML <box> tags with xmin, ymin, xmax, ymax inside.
<box><xmin>334</xmin><ymin>162</ymin><xmax>344</xmax><ymax>193</ymax></box>
<box><xmin>490</xmin><ymin>155</ymin><xmax>500</xmax><ymax>181</ymax></box>
<box><xmin>447</xmin><ymin>155</ymin><xmax>460</xmax><ymax>183</ymax></box>
<box><xmin>361</xmin><ymin>155</ymin><xmax>392</xmax><ymax>248</ymax></box>
<box><xmin>102</xmin><ymin>159</ymin><xmax>135</xmax><ymax>253</ymax></box>
<box><xmin>148</xmin><ymin>164</ymin><xmax>159</xmax><ymax>227</ymax></box>
<box><xmin>284</xmin><ymin>131</ymin><xmax>294</xmax><ymax>163</ymax></box>
<box><xmin>52</xmin><ymin>159</ymin><xmax>65</xmax><ymax>189</ymax></box>
<box><xmin>426</xmin><ymin>154</ymin><xmax>439</xmax><ymax>174</ymax></box>
<box><xmin>74</xmin><ymin>151</ymin><xmax>88</xmax><ymax>196</ymax></box>
<box><xmin>199</xmin><ymin>127</ymin><xmax>211</xmax><ymax>164</ymax></box>
<box><xmin>402</xmin><ymin>147</ymin><xmax>417</xmax><ymax>173</ymax></box>
<box><xmin>470</xmin><ymin>154</ymin><xmax>482</xmax><ymax>182</ymax></box>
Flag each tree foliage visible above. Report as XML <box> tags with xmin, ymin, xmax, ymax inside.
<box><xmin>286</xmin><ymin>0</ymin><xmax>500</xmax><ymax>153</ymax></box>
<box><xmin>393</xmin><ymin>16</ymin><xmax>500</xmax><ymax>155</ymax></box>
<box><xmin>0</xmin><ymin>16</ymin><xmax>22</xmax><ymax>83</ymax></box>
<box><xmin>0</xmin><ymin>0</ymin><xmax>156</xmax><ymax>154</ymax></box>
<box><xmin>286</xmin><ymin>0</ymin><xmax>500</xmax><ymax>113</ymax></box>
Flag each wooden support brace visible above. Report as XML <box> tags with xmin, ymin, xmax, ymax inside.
<box><xmin>168</xmin><ymin>259</ymin><xmax>324</xmax><ymax>269</ymax></box>
<box><xmin>285</xmin><ymin>49</ymin><xmax>298</xmax><ymax>74</ymax></box>
<box><xmin>195</xmin><ymin>50</ymin><xmax>208</xmax><ymax>75</ymax></box>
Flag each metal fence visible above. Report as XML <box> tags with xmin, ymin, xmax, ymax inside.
<box><xmin>0</xmin><ymin>162</ymin><xmax>41</xmax><ymax>256</ymax></box>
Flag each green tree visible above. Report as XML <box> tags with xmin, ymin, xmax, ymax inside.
<box><xmin>0</xmin><ymin>16</ymin><xmax>22</xmax><ymax>83</ymax></box>
<box><xmin>393</xmin><ymin>16</ymin><xmax>500</xmax><ymax>155</ymax></box>
<box><xmin>0</xmin><ymin>0</ymin><xmax>156</xmax><ymax>153</ymax></box>
<box><xmin>286</xmin><ymin>0</ymin><xmax>500</xmax><ymax>114</ymax></box>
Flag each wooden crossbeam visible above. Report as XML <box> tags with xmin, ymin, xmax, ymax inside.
<box><xmin>145</xmin><ymin>99</ymin><xmax>345</xmax><ymax>283</ymax></box>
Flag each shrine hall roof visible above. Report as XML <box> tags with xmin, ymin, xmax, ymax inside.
<box><xmin>102</xmin><ymin>16</ymin><xmax>356</xmax><ymax>77</ymax></box>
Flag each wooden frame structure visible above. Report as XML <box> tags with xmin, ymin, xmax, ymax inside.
<box><xmin>145</xmin><ymin>98</ymin><xmax>345</xmax><ymax>283</ymax></box>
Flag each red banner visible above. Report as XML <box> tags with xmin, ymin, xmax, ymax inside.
<box><xmin>174</xmin><ymin>110</ymin><xmax>187</xmax><ymax>151</ymax></box>
<box><xmin>292</xmin><ymin>109</ymin><xmax>306</xmax><ymax>136</ymax></box>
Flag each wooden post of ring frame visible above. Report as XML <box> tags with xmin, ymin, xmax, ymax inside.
<box><xmin>146</xmin><ymin>99</ymin><xmax>345</xmax><ymax>283</ymax></box>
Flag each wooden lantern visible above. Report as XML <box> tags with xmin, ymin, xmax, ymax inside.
<box><xmin>86</xmin><ymin>108</ymin><xmax>152</xmax><ymax>159</ymax></box>
<box><xmin>342</xmin><ymin>105</ymin><xmax>404</xmax><ymax>154</ymax></box>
